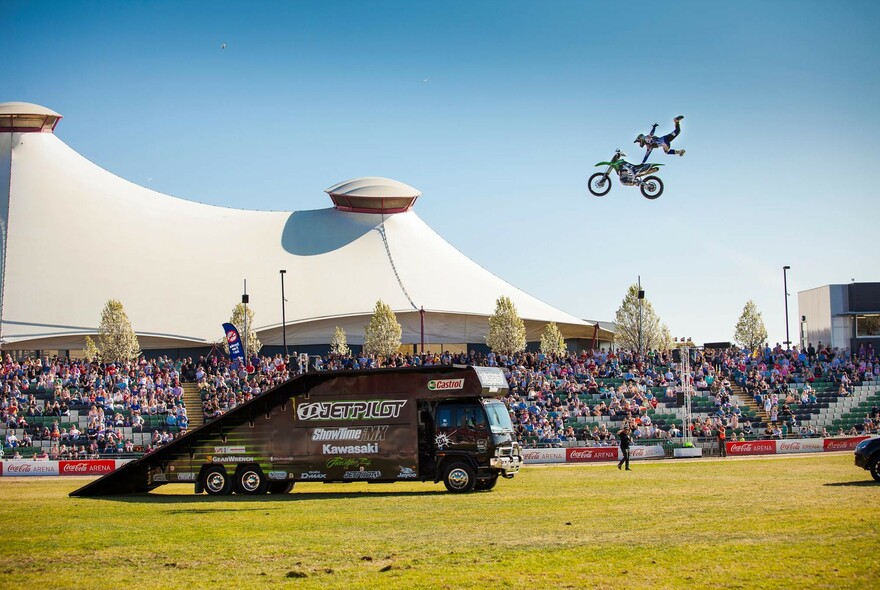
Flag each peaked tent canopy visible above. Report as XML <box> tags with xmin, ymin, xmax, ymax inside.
<box><xmin>0</xmin><ymin>102</ymin><xmax>613</xmax><ymax>352</ymax></box>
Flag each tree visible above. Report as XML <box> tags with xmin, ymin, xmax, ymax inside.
<box><xmin>734</xmin><ymin>300</ymin><xmax>768</xmax><ymax>352</ymax></box>
<box><xmin>486</xmin><ymin>295</ymin><xmax>527</xmax><ymax>354</ymax></box>
<box><xmin>83</xmin><ymin>335</ymin><xmax>100</xmax><ymax>362</ymax></box>
<box><xmin>330</xmin><ymin>325</ymin><xmax>350</xmax><ymax>356</ymax></box>
<box><xmin>363</xmin><ymin>300</ymin><xmax>402</xmax><ymax>357</ymax></box>
<box><xmin>540</xmin><ymin>322</ymin><xmax>566</xmax><ymax>356</ymax></box>
<box><xmin>226</xmin><ymin>303</ymin><xmax>262</xmax><ymax>357</ymax></box>
<box><xmin>658</xmin><ymin>323</ymin><xmax>674</xmax><ymax>352</ymax></box>
<box><xmin>613</xmin><ymin>284</ymin><xmax>663</xmax><ymax>352</ymax></box>
<box><xmin>97</xmin><ymin>299</ymin><xmax>141</xmax><ymax>362</ymax></box>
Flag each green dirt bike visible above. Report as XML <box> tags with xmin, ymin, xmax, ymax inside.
<box><xmin>588</xmin><ymin>149</ymin><xmax>664</xmax><ymax>199</ymax></box>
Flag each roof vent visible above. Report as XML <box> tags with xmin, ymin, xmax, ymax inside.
<box><xmin>325</xmin><ymin>176</ymin><xmax>420</xmax><ymax>214</ymax></box>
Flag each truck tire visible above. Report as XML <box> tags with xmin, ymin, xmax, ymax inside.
<box><xmin>871</xmin><ymin>456</ymin><xmax>880</xmax><ymax>482</ymax></box>
<box><xmin>268</xmin><ymin>481</ymin><xmax>295</xmax><ymax>494</ymax></box>
<box><xmin>202</xmin><ymin>465</ymin><xmax>233</xmax><ymax>496</ymax></box>
<box><xmin>475</xmin><ymin>475</ymin><xmax>498</xmax><ymax>491</ymax></box>
<box><xmin>234</xmin><ymin>464</ymin><xmax>269</xmax><ymax>495</ymax></box>
<box><xmin>443</xmin><ymin>461</ymin><xmax>476</xmax><ymax>493</ymax></box>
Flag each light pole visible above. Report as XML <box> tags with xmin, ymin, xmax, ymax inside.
<box><xmin>279</xmin><ymin>270</ymin><xmax>288</xmax><ymax>357</ymax></box>
<box><xmin>637</xmin><ymin>276</ymin><xmax>645</xmax><ymax>356</ymax></box>
<box><xmin>783</xmin><ymin>266</ymin><xmax>791</xmax><ymax>350</ymax></box>
<box><xmin>242</xmin><ymin>279</ymin><xmax>249</xmax><ymax>368</ymax></box>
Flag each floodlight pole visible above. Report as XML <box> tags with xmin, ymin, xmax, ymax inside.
<box><xmin>682</xmin><ymin>344</ymin><xmax>692</xmax><ymax>447</ymax></box>
<box><xmin>783</xmin><ymin>266</ymin><xmax>791</xmax><ymax>350</ymax></box>
<box><xmin>242</xmin><ymin>280</ymin><xmax>249</xmax><ymax>368</ymax></box>
<box><xmin>637</xmin><ymin>276</ymin><xmax>645</xmax><ymax>356</ymax></box>
<box><xmin>280</xmin><ymin>270</ymin><xmax>288</xmax><ymax>357</ymax></box>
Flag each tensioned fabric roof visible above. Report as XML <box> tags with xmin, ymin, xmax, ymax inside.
<box><xmin>0</xmin><ymin>102</ymin><xmax>612</xmax><ymax>350</ymax></box>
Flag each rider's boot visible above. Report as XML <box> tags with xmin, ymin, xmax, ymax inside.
<box><xmin>678</xmin><ymin>149</ymin><xmax>686</xmax><ymax>157</ymax></box>
<box><xmin>674</xmin><ymin>115</ymin><xmax>684</xmax><ymax>122</ymax></box>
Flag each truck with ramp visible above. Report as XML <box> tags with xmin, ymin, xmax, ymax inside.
<box><xmin>70</xmin><ymin>365</ymin><xmax>522</xmax><ymax>497</ymax></box>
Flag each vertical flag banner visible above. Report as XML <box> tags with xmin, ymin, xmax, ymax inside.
<box><xmin>222</xmin><ymin>323</ymin><xmax>245</xmax><ymax>363</ymax></box>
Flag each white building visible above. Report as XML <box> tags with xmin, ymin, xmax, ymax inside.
<box><xmin>797</xmin><ymin>282</ymin><xmax>880</xmax><ymax>353</ymax></box>
<box><xmin>0</xmin><ymin>102</ymin><xmax>612</xmax><ymax>356</ymax></box>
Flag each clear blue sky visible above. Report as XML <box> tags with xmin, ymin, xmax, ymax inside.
<box><xmin>5</xmin><ymin>0</ymin><xmax>879</xmax><ymax>346</ymax></box>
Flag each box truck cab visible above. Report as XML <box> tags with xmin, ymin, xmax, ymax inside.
<box><xmin>71</xmin><ymin>365</ymin><xmax>523</xmax><ymax>497</ymax></box>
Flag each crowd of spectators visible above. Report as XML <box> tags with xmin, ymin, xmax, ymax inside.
<box><xmin>1</xmin><ymin>354</ymin><xmax>193</xmax><ymax>457</ymax></box>
<box><xmin>3</xmin><ymin>341</ymin><xmax>879</xmax><ymax>459</ymax></box>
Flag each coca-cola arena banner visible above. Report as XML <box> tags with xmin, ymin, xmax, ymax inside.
<box><xmin>0</xmin><ymin>460</ymin><xmax>129</xmax><ymax>477</ymax></box>
<box><xmin>726</xmin><ymin>436</ymin><xmax>873</xmax><ymax>457</ymax></box>
<box><xmin>523</xmin><ymin>445</ymin><xmax>665</xmax><ymax>464</ymax></box>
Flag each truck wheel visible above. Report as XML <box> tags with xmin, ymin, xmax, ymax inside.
<box><xmin>235</xmin><ymin>465</ymin><xmax>269</xmax><ymax>495</ymax></box>
<box><xmin>202</xmin><ymin>466</ymin><xmax>233</xmax><ymax>496</ymax></box>
<box><xmin>475</xmin><ymin>475</ymin><xmax>498</xmax><ymax>491</ymax></box>
<box><xmin>443</xmin><ymin>462</ymin><xmax>476</xmax><ymax>493</ymax></box>
<box><xmin>268</xmin><ymin>481</ymin><xmax>294</xmax><ymax>494</ymax></box>
<box><xmin>871</xmin><ymin>457</ymin><xmax>880</xmax><ymax>482</ymax></box>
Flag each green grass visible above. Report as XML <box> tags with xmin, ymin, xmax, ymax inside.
<box><xmin>1</xmin><ymin>454</ymin><xmax>878</xmax><ymax>589</ymax></box>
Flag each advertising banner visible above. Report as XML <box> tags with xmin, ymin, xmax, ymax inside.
<box><xmin>522</xmin><ymin>448</ymin><xmax>567</xmax><ymax>464</ymax></box>
<box><xmin>566</xmin><ymin>447</ymin><xmax>619</xmax><ymax>462</ymax></box>
<box><xmin>59</xmin><ymin>460</ymin><xmax>116</xmax><ymax>475</ymax></box>
<box><xmin>222</xmin><ymin>323</ymin><xmax>245</xmax><ymax>364</ymax></box>
<box><xmin>823</xmin><ymin>436</ymin><xmax>871</xmax><ymax>452</ymax></box>
<box><xmin>1</xmin><ymin>461</ymin><xmax>60</xmax><ymax>476</ymax></box>
<box><xmin>726</xmin><ymin>440</ymin><xmax>777</xmax><ymax>456</ymax></box>
<box><xmin>628</xmin><ymin>444</ymin><xmax>665</xmax><ymax>460</ymax></box>
<box><xmin>776</xmin><ymin>439</ymin><xmax>824</xmax><ymax>454</ymax></box>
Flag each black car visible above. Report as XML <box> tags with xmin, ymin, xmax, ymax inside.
<box><xmin>854</xmin><ymin>437</ymin><xmax>880</xmax><ymax>481</ymax></box>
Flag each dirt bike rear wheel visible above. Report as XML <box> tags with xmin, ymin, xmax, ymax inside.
<box><xmin>640</xmin><ymin>176</ymin><xmax>663</xmax><ymax>200</ymax></box>
<box><xmin>588</xmin><ymin>173</ymin><xmax>612</xmax><ymax>197</ymax></box>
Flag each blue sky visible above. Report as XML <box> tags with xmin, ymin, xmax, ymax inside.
<box><xmin>4</xmin><ymin>0</ymin><xmax>879</xmax><ymax>346</ymax></box>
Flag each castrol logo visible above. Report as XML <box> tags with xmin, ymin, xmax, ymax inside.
<box><xmin>428</xmin><ymin>378</ymin><xmax>464</xmax><ymax>391</ymax></box>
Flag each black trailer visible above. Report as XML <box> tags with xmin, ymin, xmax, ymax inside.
<box><xmin>71</xmin><ymin>365</ymin><xmax>522</xmax><ymax>496</ymax></box>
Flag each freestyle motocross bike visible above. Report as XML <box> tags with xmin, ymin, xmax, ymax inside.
<box><xmin>588</xmin><ymin>149</ymin><xmax>664</xmax><ymax>199</ymax></box>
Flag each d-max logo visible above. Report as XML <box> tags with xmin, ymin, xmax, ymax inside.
<box><xmin>428</xmin><ymin>379</ymin><xmax>464</xmax><ymax>391</ymax></box>
<box><xmin>297</xmin><ymin>400</ymin><xmax>407</xmax><ymax>421</ymax></box>
<box><xmin>226</xmin><ymin>330</ymin><xmax>238</xmax><ymax>343</ymax></box>
<box><xmin>300</xmin><ymin>471</ymin><xmax>327</xmax><ymax>480</ymax></box>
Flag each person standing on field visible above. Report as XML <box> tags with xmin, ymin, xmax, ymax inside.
<box><xmin>617</xmin><ymin>424</ymin><xmax>632</xmax><ymax>471</ymax></box>
<box><xmin>718</xmin><ymin>426</ymin><xmax>727</xmax><ymax>457</ymax></box>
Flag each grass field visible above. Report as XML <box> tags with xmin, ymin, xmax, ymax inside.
<box><xmin>0</xmin><ymin>453</ymin><xmax>877</xmax><ymax>589</ymax></box>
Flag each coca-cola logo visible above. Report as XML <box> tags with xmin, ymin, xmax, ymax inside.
<box><xmin>4</xmin><ymin>462</ymin><xmax>58</xmax><ymax>474</ymax></box>
<box><xmin>567</xmin><ymin>447</ymin><xmax>618</xmax><ymax>462</ymax></box>
<box><xmin>59</xmin><ymin>461</ymin><xmax>116</xmax><ymax>475</ymax></box>
<box><xmin>728</xmin><ymin>441</ymin><xmax>776</xmax><ymax>455</ymax></box>
<box><xmin>779</xmin><ymin>442</ymin><xmax>801</xmax><ymax>451</ymax></box>
<box><xmin>824</xmin><ymin>437</ymin><xmax>868</xmax><ymax>451</ymax></box>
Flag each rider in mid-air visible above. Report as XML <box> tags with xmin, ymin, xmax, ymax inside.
<box><xmin>635</xmin><ymin>115</ymin><xmax>686</xmax><ymax>163</ymax></box>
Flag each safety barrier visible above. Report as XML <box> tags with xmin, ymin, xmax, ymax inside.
<box><xmin>0</xmin><ymin>459</ymin><xmax>132</xmax><ymax>476</ymax></box>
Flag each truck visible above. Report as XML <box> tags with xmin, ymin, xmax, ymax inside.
<box><xmin>854</xmin><ymin>436</ymin><xmax>880</xmax><ymax>481</ymax></box>
<box><xmin>71</xmin><ymin>365</ymin><xmax>522</xmax><ymax>496</ymax></box>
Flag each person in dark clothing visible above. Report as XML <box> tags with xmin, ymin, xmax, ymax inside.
<box><xmin>617</xmin><ymin>425</ymin><xmax>632</xmax><ymax>471</ymax></box>
<box><xmin>718</xmin><ymin>427</ymin><xmax>727</xmax><ymax>457</ymax></box>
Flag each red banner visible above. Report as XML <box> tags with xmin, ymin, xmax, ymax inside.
<box><xmin>59</xmin><ymin>460</ymin><xmax>116</xmax><ymax>475</ymax></box>
<box><xmin>823</xmin><ymin>436</ymin><xmax>870</xmax><ymax>452</ymax></box>
<box><xmin>566</xmin><ymin>447</ymin><xmax>619</xmax><ymax>462</ymax></box>
<box><xmin>726</xmin><ymin>440</ymin><xmax>777</xmax><ymax>456</ymax></box>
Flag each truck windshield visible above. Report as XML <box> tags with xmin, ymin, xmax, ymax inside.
<box><xmin>483</xmin><ymin>400</ymin><xmax>514</xmax><ymax>434</ymax></box>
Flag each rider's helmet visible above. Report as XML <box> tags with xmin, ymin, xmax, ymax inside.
<box><xmin>634</xmin><ymin>134</ymin><xmax>646</xmax><ymax>146</ymax></box>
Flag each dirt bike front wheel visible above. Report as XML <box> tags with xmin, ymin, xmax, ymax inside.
<box><xmin>640</xmin><ymin>176</ymin><xmax>664</xmax><ymax>200</ymax></box>
<box><xmin>588</xmin><ymin>173</ymin><xmax>612</xmax><ymax>197</ymax></box>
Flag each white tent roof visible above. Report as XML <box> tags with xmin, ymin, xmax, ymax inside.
<box><xmin>0</xmin><ymin>104</ymin><xmax>610</xmax><ymax>350</ymax></box>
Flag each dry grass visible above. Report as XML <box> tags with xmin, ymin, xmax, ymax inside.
<box><xmin>0</xmin><ymin>453</ymin><xmax>877</xmax><ymax>589</ymax></box>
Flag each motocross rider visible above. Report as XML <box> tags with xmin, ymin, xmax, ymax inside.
<box><xmin>635</xmin><ymin>115</ymin><xmax>686</xmax><ymax>163</ymax></box>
